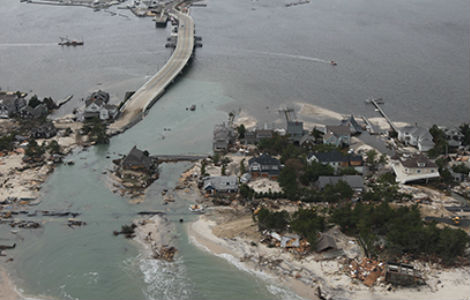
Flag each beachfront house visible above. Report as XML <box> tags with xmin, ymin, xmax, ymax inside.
<box><xmin>340</xmin><ymin>115</ymin><xmax>364</xmax><ymax>135</ymax></box>
<box><xmin>248</xmin><ymin>153</ymin><xmax>281</xmax><ymax>179</ymax></box>
<box><xmin>0</xmin><ymin>92</ymin><xmax>27</xmax><ymax>119</ymax></box>
<box><xmin>212</xmin><ymin>123</ymin><xmax>235</xmax><ymax>152</ymax></box>
<box><xmin>323</xmin><ymin>125</ymin><xmax>351</xmax><ymax>147</ymax></box>
<box><xmin>121</xmin><ymin>146</ymin><xmax>155</xmax><ymax>174</ymax></box>
<box><xmin>397</xmin><ymin>125</ymin><xmax>435</xmax><ymax>152</ymax></box>
<box><xmin>83</xmin><ymin>90</ymin><xmax>118</xmax><ymax>121</ymax></box>
<box><xmin>307</xmin><ymin>150</ymin><xmax>364</xmax><ymax>174</ymax></box>
<box><xmin>391</xmin><ymin>153</ymin><xmax>440</xmax><ymax>184</ymax></box>
<box><xmin>244</xmin><ymin>128</ymin><xmax>274</xmax><ymax>144</ymax></box>
<box><xmin>202</xmin><ymin>175</ymin><xmax>239</xmax><ymax>194</ymax></box>
<box><xmin>444</xmin><ymin>127</ymin><xmax>464</xmax><ymax>148</ymax></box>
<box><xmin>286</xmin><ymin>121</ymin><xmax>305</xmax><ymax>143</ymax></box>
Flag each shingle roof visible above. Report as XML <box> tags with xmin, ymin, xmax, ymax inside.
<box><xmin>395</xmin><ymin>153</ymin><xmax>437</xmax><ymax>168</ymax></box>
<box><xmin>122</xmin><ymin>146</ymin><xmax>153</xmax><ymax>171</ymax></box>
<box><xmin>248</xmin><ymin>153</ymin><xmax>280</xmax><ymax>166</ymax></box>
<box><xmin>326</xmin><ymin>125</ymin><xmax>350</xmax><ymax>137</ymax></box>
<box><xmin>203</xmin><ymin>176</ymin><xmax>238</xmax><ymax>191</ymax></box>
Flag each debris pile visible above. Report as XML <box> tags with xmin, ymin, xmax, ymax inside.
<box><xmin>345</xmin><ymin>257</ymin><xmax>386</xmax><ymax>287</ymax></box>
<box><xmin>152</xmin><ymin>246</ymin><xmax>177</xmax><ymax>262</ymax></box>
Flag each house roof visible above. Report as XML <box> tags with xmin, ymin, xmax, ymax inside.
<box><xmin>85</xmin><ymin>90</ymin><xmax>110</xmax><ymax>106</ymax></box>
<box><xmin>248</xmin><ymin>153</ymin><xmax>280</xmax><ymax>166</ymax></box>
<box><xmin>122</xmin><ymin>146</ymin><xmax>153</xmax><ymax>170</ymax></box>
<box><xmin>287</xmin><ymin>121</ymin><xmax>304</xmax><ymax>135</ymax></box>
<box><xmin>341</xmin><ymin>115</ymin><xmax>363</xmax><ymax>133</ymax></box>
<box><xmin>326</xmin><ymin>125</ymin><xmax>350</xmax><ymax>137</ymax></box>
<box><xmin>316</xmin><ymin>233</ymin><xmax>337</xmax><ymax>252</ymax></box>
<box><xmin>299</xmin><ymin>134</ymin><xmax>316</xmax><ymax>146</ymax></box>
<box><xmin>316</xmin><ymin>175</ymin><xmax>364</xmax><ymax>190</ymax></box>
<box><xmin>203</xmin><ymin>176</ymin><xmax>238</xmax><ymax>191</ymax></box>
<box><xmin>394</xmin><ymin>153</ymin><xmax>437</xmax><ymax>168</ymax></box>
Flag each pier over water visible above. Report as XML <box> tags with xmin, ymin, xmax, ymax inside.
<box><xmin>109</xmin><ymin>0</ymin><xmax>196</xmax><ymax>135</ymax></box>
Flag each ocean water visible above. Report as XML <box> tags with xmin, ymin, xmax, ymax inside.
<box><xmin>1</xmin><ymin>0</ymin><xmax>469</xmax><ymax>299</ymax></box>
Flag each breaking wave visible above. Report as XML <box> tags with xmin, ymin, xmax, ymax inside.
<box><xmin>139</xmin><ymin>256</ymin><xmax>192</xmax><ymax>300</ymax></box>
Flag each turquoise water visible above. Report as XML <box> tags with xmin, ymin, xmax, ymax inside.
<box><xmin>2</xmin><ymin>78</ymin><xmax>285</xmax><ymax>300</ymax></box>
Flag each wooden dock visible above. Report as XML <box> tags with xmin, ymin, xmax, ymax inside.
<box><xmin>366</xmin><ymin>98</ymin><xmax>398</xmax><ymax>133</ymax></box>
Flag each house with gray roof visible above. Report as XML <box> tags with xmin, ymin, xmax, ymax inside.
<box><xmin>213</xmin><ymin>123</ymin><xmax>235</xmax><ymax>152</ymax></box>
<box><xmin>244</xmin><ymin>128</ymin><xmax>273</xmax><ymax>144</ymax></box>
<box><xmin>0</xmin><ymin>92</ymin><xmax>27</xmax><ymax>119</ymax></box>
<box><xmin>391</xmin><ymin>153</ymin><xmax>439</xmax><ymax>184</ymax></box>
<box><xmin>248</xmin><ymin>154</ymin><xmax>281</xmax><ymax>178</ymax></box>
<box><xmin>203</xmin><ymin>176</ymin><xmax>239</xmax><ymax>194</ymax></box>
<box><xmin>82</xmin><ymin>91</ymin><xmax>117</xmax><ymax>121</ymax></box>
<box><xmin>121</xmin><ymin>146</ymin><xmax>155</xmax><ymax>173</ymax></box>
<box><xmin>397</xmin><ymin>125</ymin><xmax>435</xmax><ymax>152</ymax></box>
<box><xmin>444</xmin><ymin>127</ymin><xmax>464</xmax><ymax>148</ymax></box>
<box><xmin>307</xmin><ymin>150</ymin><xmax>364</xmax><ymax>174</ymax></box>
<box><xmin>341</xmin><ymin>115</ymin><xmax>364</xmax><ymax>135</ymax></box>
<box><xmin>323</xmin><ymin>125</ymin><xmax>351</xmax><ymax>147</ymax></box>
<box><xmin>31</xmin><ymin>122</ymin><xmax>57</xmax><ymax>139</ymax></box>
<box><xmin>286</xmin><ymin>121</ymin><xmax>306</xmax><ymax>142</ymax></box>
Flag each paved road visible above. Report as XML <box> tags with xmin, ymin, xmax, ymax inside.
<box><xmin>109</xmin><ymin>1</ymin><xmax>194</xmax><ymax>134</ymax></box>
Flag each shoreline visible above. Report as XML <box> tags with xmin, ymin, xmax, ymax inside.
<box><xmin>0</xmin><ymin>267</ymin><xmax>20</xmax><ymax>300</ymax></box>
<box><xmin>188</xmin><ymin>214</ymin><xmax>470</xmax><ymax>300</ymax></box>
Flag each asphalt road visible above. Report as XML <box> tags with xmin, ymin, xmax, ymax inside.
<box><xmin>109</xmin><ymin>2</ymin><xmax>194</xmax><ymax>133</ymax></box>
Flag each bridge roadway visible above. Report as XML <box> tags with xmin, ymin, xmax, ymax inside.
<box><xmin>109</xmin><ymin>1</ymin><xmax>194</xmax><ymax>134</ymax></box>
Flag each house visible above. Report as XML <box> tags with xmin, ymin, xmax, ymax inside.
<box><xmin>30</xmin><ymin>122</ymin><xmax>57</xmax><ymax>139</ymax></box>
<box><xmin>286</xmin><ymin>121</ymin><xmax>305</xmax><ymax>143</ymax></box>
<box><xmin>121</xmin><ymin>146</ymin><xmax>155</xmax><ymax>173</ymax></box>
<box><xmin>340</xmin><ymin>115</ymin><xmax>364</xmax><ymax>135</ymax></box>
<box><xmin>83</xmin><ymin>90</ymin><xmax>117</xmax><ymax>121</ymax></box>
<box><xmin>20</xmin><ymin>104</ymin><xmax>49</xmax><ymax>120</ymax></box>
<box><xmin>316</xmin><ymin>233</ymin><xmax>338</xmax><ymax>252</ymax></box>
<box><xmin>244</xmin><ymin>128</ymin><xmax>273</xmax><ymax>144</ymax></box>
<box><xmin>248</xmin><ymin>153</ymin><xmax>281</xmax><ymax>179</ymax></box>
<box><xmin>323</xmin><ymin>125</ymin><xmax>351</xmax><ymax>147</ymax></box>
<box><xmin>316</xmin><ymin>175</ymin><xmax>364</xmax><ymax>193</ymax></box>
<box><xmin>391</xmin><ymin>153</ymin><xmax>440</xmax><ymax>184</ymax></box>
<box><xmin>385</xmin><ymin>263</ymin><xmax>425</xmax><ymax>286</ymax></box>
<box><xmin>0</xmin><ymin>92</ymin><xmax>27</xmax><ymax>119</ymax></box>
<box><xmin>213</xmin><ymin>123</ymin><xmax>235</xmax><ymax>152</ymax></box>
<box><xmin>397</xmin><ymin>125</ymin><xmax>435</xmax><ymax>152</ymax></box>
<box><xmin>307</xmin><ymin>150</ymin><xmax>364</xmax><ymax>174</ymax></box>
<box><xmin>299</xmin><ymin>134</ymin><xmax>317</xmax><ymax>148</ymax></box>
<box><xmin>444</xmin><ymin>127</ymin><xmax>464</xmax><ymax>148</ymax></box>
<box><xmin>203</xmin><ymin>176</ymin><xmax>239</xmax><ymax>194</ymax></box>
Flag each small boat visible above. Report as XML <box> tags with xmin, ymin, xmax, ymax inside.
<box><xmin>58</xmin><ymin>37</ymin><xmax>84</xmax><ymax>47</ymax></box>
<box><xmin>189</xmin><ymin>204</ymin><xmax>204</xmax><ymax>213</ymax></box>
<box><xmin>330</xmin><ymin>60</ymin><xmax>337</xmax><ymax>66</ymax></box>
<box><xmin>189</xmin><ymin>104</ymin><xmax>196</xmax><ymax>111</ymax></box>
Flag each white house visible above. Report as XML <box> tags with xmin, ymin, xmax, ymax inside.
<box><xmin>397</xmin><ymin>126</ymin><xmax>435</xmax><ymax>152</ymax></box>
<box><xmin>391</xmin><ymin>153</ymin><xmax>440</xmax><ymax>184</ymax></box>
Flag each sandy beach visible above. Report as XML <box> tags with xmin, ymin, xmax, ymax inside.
<box><xmin>188</xmin><ymin>212</ymin><xmax>470</xmax><ymax>300</ymax></box>
<box><xmin>0</xmin><ymin>267</ymin><xmax>20</xmax><ymax>300</ymax></box>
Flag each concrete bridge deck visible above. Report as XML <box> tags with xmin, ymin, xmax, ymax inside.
<box><xmin>109</xmin><ymin>1</ymin><xmax>195</xmax><ymax>134</ymax></box>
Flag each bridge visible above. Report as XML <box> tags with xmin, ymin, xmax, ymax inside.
<box><xmin>108</xmin><ymin>0</ymin><xmax>195</xmax><ymax>135</ymax></box>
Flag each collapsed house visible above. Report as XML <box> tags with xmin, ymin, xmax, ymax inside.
<box><xmin>391</xmin><ymin>153</ymin><xmax>440</xmax><ymax>184</ymax></box>
<box><xmin>385</xmin><ymin>262</ymin><xmax>425</xmax><ymax>286</ymax></box>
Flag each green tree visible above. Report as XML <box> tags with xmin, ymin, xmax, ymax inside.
<box><xmin>290</xmin><ymin>209</ymin><xmax>325</xmax><ymax>248</ymax></box>
<box><xmin>278</xmin><ymin>166</ymin><xmax>298</xmax><ymax>200</ymax></box>
<box><xmin>239</xmin><ymin>183</ymin><xmax>254</xmax><ymax>200</ymax></box>
<box><xmin>25</xmin><ymin>139</ymin><xmax>45</xmax><ymax>158</ymax></box>
<box><xmin>0</xmin><ymin>134</ymin><xmax>15</xmax><ymax>152</ymax></box>
<box><xmin>256</xmin><ymin>208</ymin><xmax>289</xmax><ymax>232</ymax></box>
<box><xmin>366</xmin><ymin>149</ymin><xmax>377</xmax><ymax>166</ymax></box>
<box><xmin>28</xmin><ymin>95</ymin><xmax>41</xmax><ymax>108</ymax></box>
<box><xmin>460</xmin><ymin>123</ymin><xmax>470</xmax><ymax>146</ymax></box>
<box><xmin>237</xmin><ymin>124</ymin><xmax>246</xmax><ymax>139</ymax></box>
<box><xmin>46</xmin><ymin>140</ymin><xmax>61</xmax><ymax>155</ymax></box>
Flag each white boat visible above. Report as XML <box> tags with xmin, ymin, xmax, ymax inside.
<box><xmin>189</xmin><ymin>204</ymin><xmax>204</xmax><ymax>213</ymax></box>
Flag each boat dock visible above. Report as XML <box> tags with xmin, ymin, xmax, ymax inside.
<box><xmin>108</xmin><ymin>0</ymin><xmax>197</xmax><ymax>135</ymax></box>
<box><xmin>366</xmin><ymin>98</ymin><xmax>398</xmax><ymax>133</ymax></box>
<box><xmin>153</xmin><ymin>154</ymin><xmax>208</xmax><ymax>163</ymax></box>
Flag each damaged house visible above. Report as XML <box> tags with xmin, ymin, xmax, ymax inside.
<box><xmin>0</xmin><ymin>92</ymin><xmax>27</xmax><ymax>119</ymax></box>
<box><xmin>121</xmin><ymin>146</ymin><xmax>156</xmax><ymax>174</ymax></box>
<box><xmin>30</xmin><ymin>122</ymin><xmax>57</xmax><ymax>139</ymax></box>
<box><xmin>82</xmin><ymin>90</ymin><xmax>118</xmax><ymax>121</ymax></box>
<box><xmin>323</xmin><ymin>125</ymin><xmax>351</xmax><ymax>147</ymax></box>
<box><xmin>391</xmin><ymin>153</ymin><xmax>440</xmax><ymax>184</ymax></box>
